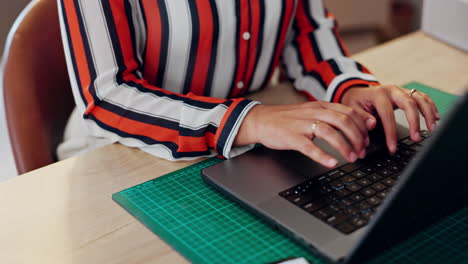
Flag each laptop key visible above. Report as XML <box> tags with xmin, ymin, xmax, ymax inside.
<box><xmin>420</xmin><ymin>130</ymin><xmax>431</xmax><ymax>138</ymax></box>
<box><xmin>367</xmin><ymin>196</ymin><xmax>382</xmax><ymax>206</ymax></box>
<box><xmin>279</xmin><ymin>189</ymin><xmax>293</xmax><ymax>197</ymax></box>
<box><xmin>340</xmin><ymin>163</ymin><xmax>361</xmax><ymax>173</ymax></box>
<box><xmin>335</xmin><ymin>188</ymin><xmax>351</xmax><ymax>198</ymax></box>
<box><xmin>314</xmin><ymin>207</ymin><xmax>334</xmax><ymax>220</ymax></box>
<box><xmin>391</xmin><ymin>173</ymin><xmax>401</xmax><ymax>181</ymax></box>
<box><xmin>341</xmin><ymin>198</ymin><xmax>354</xmax><ymax>206</ymax></box>
<box><xmin>361</xmin><ymin>188</ymin><xmax>376</xmax><ymax>197</ymax></box>
<box><xmin>318</xmin><ymin>184</ymin><xmax>333</xmax><ymax>194</ymax></box>
<box><xmin>382</xmin><ymin>178</ymin><xmax>396</xmax><ymax>186</ymax></box>
<box><xmin>329</xmin><ymin>203</ymin><xmax>341</xmax><ymax>212</ymax></box>
<box><xmin>287</xmin><ymin>194</ymin><xmax>306</xmax><ymax>205</ymax></box>
<box><xmin>295</xmin><ymin>184</ymin><xmax>311</xmax><ymax>193</ymax></box>
<box><xmin>327</xmin><ymin>170</ymin><xmax>346</xmax><ymax>179</ymax></box>
<box><xmin>362</xmin><ymin>167</ymin><xmax>375</xmax><ymax>174</ymax></box>
<box><xmin>393</xmin><ymin>153</ymin><xmax>406</xmax><ymax>162</ymax></box>
<box><xmin>324</xmin><ymin>194</ymin><xmax>339</xmax><ymax>204</ymax></box>
<box><xmin>368</xmin><ymin>173</ymin><xmax>383</xmax><ymax>182</ymax></box>
<box><xmin>410</xmin><ymin>144</ymin><xmax>424</xmax><ymax>152</ymax></box>
<box><xmin>318</xmin><ymin>175</ymin><xmax>332</xmax><ymax>183</ymax></box>
<box><xmin>356</xmin><ymin>201</ymin><xmax>372</xmax><ymax>210</ymax></box>
<box><xmin>336</xmin><ymin>199</ymin><xmax>350</xmax><ymax>208</ymax></box>
<box><xmin>382</xmin><ymin>157</ymin><xmax>393</xmax><ymax>164</ymax></box>
<box><xmin>351</xmin><ymin>217</ymin><xmax>368</xmax><ymax>228</ymax></box>
<box><xmin>326</xmin><ymin>213</ymin><xmax>349</xmax><ymax>226</ymax></box>
<box><xmin>377</xmin><ymin>191</ymin><xmax>388</xmax><ymax>199</ymax></box>
<box><xmin>351</xmin><ymin>170</ymin><xmax>367</xmax><ymax>178</ymax></box>
<box><xmin>357</xmin><ymin>178</ymin><xmax>372</xmax><ymax>187</ymax></box>
<box><xmin>371</xmin><ymin>183</ymin><xmax>387</xmax><ymax>192</ymax></box>
<box><xmin>361</xmin><ymin>210</ymin><xmax>374</xmax><ymax>220</ymax></box>
<box><xmin>344</xmin><ymin>206</ymin><xmax>359</xmax><ymax>216</ymax></box>
<box><xmin>399</xmin><ymin>148</ymin><xmax>415</xmax><ymax>157</ymax></box>
<box><xmin>302</xmin><ymin>199</ymin><xmax>326</xmax><ymax>213</ymax></box>
<box><xmin>401</xmin><ymin>137</ymin><xmax>416</xmax><ymax>146</ymax></box>
<box><xmin>397</xmin><ymin>159</ymin><xmax>409</xmax><ymax>167</ymax></box>
<box><xmin>373</xmin><ymin>161</ymin><xmax>386</xmax><ymax>170</ymax></box>
<box><xmin>387</xmin><ymin>163</ymin><xmax>402</xmax><ymax>173</ymax></box>
<box><xmin>337</xmin><ymin>222</ymin><xmax>357</xmax><ymax>234</ymax></box>
<box><xmin>350</xmin><ymin>193</ymin><xmax>365</xmax><ymax>202</ymax></box>
<box><xmin>346</xmin><ymin>183</ymin><xmax>362</xmax><ymax>192</ymax></box>
<box><xmin>377</xmin><ymin>169</ymin><xmax>393</xmax><ymax>177</ymax></box>
<box><xmin>342</xmin><ymin>175</ymin><xmax>357</xmax><ymax>183</ymax></box>
<box><xmin>330</xmin><ymin>180</ymin><xmax>345</xmax><ymax>190</ymax></box>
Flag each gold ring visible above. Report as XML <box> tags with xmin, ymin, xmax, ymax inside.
<box><xmin>409</xmin><ymin>88</ymin><xmax>417</xmax><ymax>98</ymax></box>
<box><xmin>311</xmin><ymin>120</ymin><xmax>320</xmax><ymax>138</ymax></box>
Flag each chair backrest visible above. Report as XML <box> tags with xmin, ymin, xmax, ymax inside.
<box><xmin>1</xmin><ymin>0</ymin><xmax>74</xmax><ymax>174</ymax></box>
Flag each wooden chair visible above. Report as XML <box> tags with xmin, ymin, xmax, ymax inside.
<box><xmin>0</xmin><ymin>0</ymin><xmax>74</xmax><ymax>174</ymax></box>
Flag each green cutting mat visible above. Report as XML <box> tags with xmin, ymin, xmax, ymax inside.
<box><xmin>113</xmin><ymin>83</ymin><xmax>467</xmax><ymax>264</ymax></box>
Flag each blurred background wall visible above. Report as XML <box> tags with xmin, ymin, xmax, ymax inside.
<box><xmin>0</xmin><ymin>0</ymin><xmax>424</xmax><ymax>181</ymax></box>
<box><xmin>0</xmin><ymin>0</ymin><xmax>30</xmax><ymax>53</ymax></box>
<box><xmin>325</xmin><ymin>0</ymin><xmax>423</xmax><ymax>55</ymax></box>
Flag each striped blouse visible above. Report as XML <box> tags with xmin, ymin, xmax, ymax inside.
<box><xmin>57</xmin><ymin>0</ymin><xmax>379</xmax><ymax>160</ymax></box>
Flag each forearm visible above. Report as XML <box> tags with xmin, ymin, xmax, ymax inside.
<box><xmin>59</xmin><ymin>0</ymin><xmax>259</xmax><ymax>160</ymax></box>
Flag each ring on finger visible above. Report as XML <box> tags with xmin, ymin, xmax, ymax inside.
<box><xmin>409</xmin><ymin>88</ymin><xmax>418</xmax><ymax>98</ymax></box>
<box><xmin>311</xmin><ymin>120</ymin><xmax>320</xmax><ymax>139</ymax></box>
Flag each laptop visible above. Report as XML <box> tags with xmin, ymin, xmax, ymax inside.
<box><xmin>202</xmin><ymin>91</ymin><xmax>468</xmax><ymax>263</ymax></box>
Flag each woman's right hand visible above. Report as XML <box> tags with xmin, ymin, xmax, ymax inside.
<box><xmin>234</xmin><ymin>101</ymin><xmax>376</xmax><ymax>168</ymax></box>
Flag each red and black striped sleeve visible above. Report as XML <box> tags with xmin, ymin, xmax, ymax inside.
<box><xmin>58</xmin><ymin>0</ymin><xmax>258</xmax><ymax>160</ymax></box>
<box><xmin>282</xmin><ymin>0</ymin><xmax>380</xmax><ymax>103</ymax></box>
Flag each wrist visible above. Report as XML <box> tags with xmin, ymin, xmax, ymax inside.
<box><xmin>340</xmin><ymin>85</ymin><xmax>369</xmax><ymax>104</ymax></box>
<box><xmin>233</xmin><ymin>104</ymin><xmax>264</xmax><ymax>146</ymax></box>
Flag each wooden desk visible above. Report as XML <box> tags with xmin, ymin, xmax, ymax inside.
<box><xmin>1</xmin><ymin>32</ymin><xmax>467</xmax><ymax>264</ymax></box>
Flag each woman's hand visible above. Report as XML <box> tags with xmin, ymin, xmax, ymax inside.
<box><xmin>234</xmin><ymin>102</ymin><xmax>375</xmax><ymax>168</ymax></box>
<box><xmin>340</xmin><ymin>85</ymin><xmax>440</xmax><ymax>153</ymax></box>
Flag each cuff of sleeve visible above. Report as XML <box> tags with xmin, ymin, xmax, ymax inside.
<box><xmin>214</xmin><ymin>99</ymin><xmax>260</xmax><ymax>159</ymax></box>
<box><xmin>330</xmin><ymin>78</ymin><xmax>380</xmax><ymax>103</ymax></box>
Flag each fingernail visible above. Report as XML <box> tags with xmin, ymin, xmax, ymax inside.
<box><xmin>412</xmin><ymin>132</ymin><xmax>421</xmax><ymax>141</ymax></box>
<box><xmin>359</xmin><ymin>149</ymin><xmax>366</xmax><ymax>159</ymax></box>
<box><xmin>436</xmin><ymin>113</ymin><xmax>440</xmax><ymax>119</ymax></box>
<box><xmin>365</xmin><ymin>137</ymin><xmax>370</xmax><ymax>147</ymax></box>
<box><xmin>366</xmin><ymin>119</ymin><xmax>375</xmax><ymax>130</ymax></box>
<box><xmin>389</xmin><ymin>144</ymin><xmax>397</xmax><ymax>154</ymax></box>
<box><xmin>327</xmin><ymin>159</ymin><xmax>338</xmax><ymax>167</ymax></box>
<box><xmin>349</xmin><ymin>152</ymin><xmax>358</xmax><ymax>162</ymax></box>
<box><xmin>431</xmin><ymin>123</ymin><xmax>437</xmax><ymax>131</ymax></box>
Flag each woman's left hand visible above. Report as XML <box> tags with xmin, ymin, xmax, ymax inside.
<box><xmin>340</xmin><ymin>85</ymin><xmax>440</xmax><ymax>154</ymax></box>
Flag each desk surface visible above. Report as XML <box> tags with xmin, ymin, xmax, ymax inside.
<box><xmin>1</xmin><ymin>32</ymin><xmax>467</xmax><ymax>264</ymax></box>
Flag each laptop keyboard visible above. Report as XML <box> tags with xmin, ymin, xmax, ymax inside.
<box><xmin>279</xmin><ymin>131</ymin><xmax>431</xmax><ymax>234</ymax></box>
